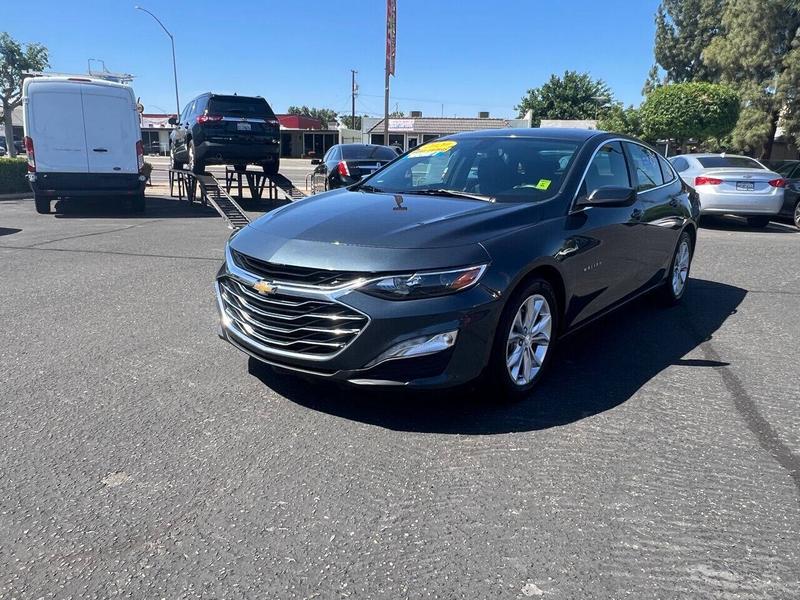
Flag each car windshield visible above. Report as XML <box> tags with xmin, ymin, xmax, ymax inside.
<box><xmin>357</xmin><ymin>137</ymin><xmax>580</xmax><ymax>201</ymax></box>
<box><xmin>341</xmin><ymin>145</ymin><xmax>397</xmax><ymax>160</ymax></box>
<box><xmin>208</xmin><ymin>96</ymin><xmax>275</xmax><ymax>119</ymax></box>
<box><xmin>697</xmin><ymin>156</ymin><xmax>765</xmax><ymax>169</ymax></box>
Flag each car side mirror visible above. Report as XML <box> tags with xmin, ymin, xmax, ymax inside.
<box><xmin>578</xmin><ymin>186</ymin><xmax>636</xmax><ymax>207</ymax></box>
<box><xmin>167</xmin><ymin>116</ymin><xmax>178</xmax><ymax>126</ymax></box>
<box><xmin>310</xmin><ymin>158</ymin><xmax>321</xmax><ymax>165</ymax></box>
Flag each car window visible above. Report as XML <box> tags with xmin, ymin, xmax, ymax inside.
<box><xmin>322</xmin><ymin>147</ymin><xmax>334</xmax><ymax>162</ymax></box>
<box><xmin>658</xmin><ymin>154</ymin><xmax>676</xmax><ymax>183</ymax></box>
<box><xmin>696</xmin><ymin>156</ymin><xmax>765</xmax><ymax>169</ymax></box>
<box><xmin>626</xmin><ymin>143</ymin><xmax>664</xmax><ymax>191</ymax></box>
<box><xmin>365</xmin><ymin>137</ymin><xmax>580</xmax><ymax>201</ymax></box>
<box><xmin>671</xmin><ymin>157</ymin><xmax>690</xmax><ymax>172</ymax></box>
<box><xmin>208</xmin><ymin>96</ymin><xmax>275</xmax><ymax>119</ymax></box>
<box><xmin>776</xmin><ymin>162</ymin><xmax>800</xmax><ymax>178</ymax></box>
<box><xmin>583</xmin><ymin>142</ymin><xmax>630</xmax><ymax>192</ymax></box>
<box><xmin>341</xmin><ymin>145</ymin><xmax>397</xmax><ymax>160</ymax></box>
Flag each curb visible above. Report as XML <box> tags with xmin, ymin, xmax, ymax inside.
<box><xmin>0</xmin><ymin>193</ymin><xmax>32</xmax><ymax>201</ymax></box>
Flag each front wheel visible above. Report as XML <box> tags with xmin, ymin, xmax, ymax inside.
<box><xmin>188</xmin><ymin>141</ymin><xmax>204</xmax><ymax>175</ymax></box>
<box><xmin>34</xmin><ymin>194</ymin><xmax>50</xmax><ymax>214</ymax></box>
<box><xmin>486</xmin><ymin>278</ymin><xmax>559</xmax><ymax>400</ymax></box>
<box><xmin>658</xmin><ymin>230</ymin><xmax>693</xmax><ymax>305</ymax></box>
<box><xmin>747</xmin><ymin>215</ymin><xmax>770</xmax><ymax>228</ymax></box>
<box><xmin>793</xmin><ymin>200</ymin><xmax>800</xmax><ymax>230</ymax></box>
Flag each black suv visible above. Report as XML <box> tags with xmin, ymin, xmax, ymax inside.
<box><xmin>169</xmin><ymin>93</ymin><xmax>281</xmax><ymax>174</ymax></box>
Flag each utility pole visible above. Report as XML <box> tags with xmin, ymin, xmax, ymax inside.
<box><xmin>351</xmin><ymin>70</ymin><xmax>357</xmax><ymax>129</ymax></box>
<box><xmin>135</xmin><ymin>6</ymin><xmax>180</xmax><ymax>118</ymax></box>
<box><xmin>384</xmin><ymin>0</ymin><xmax>396</xmax><ymax>146</ymax></box>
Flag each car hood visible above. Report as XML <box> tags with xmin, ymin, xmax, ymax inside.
<box><xmin>232</xmin><ymin>189</ymin><xmax>540</xmax><ymax>272</ymax></box>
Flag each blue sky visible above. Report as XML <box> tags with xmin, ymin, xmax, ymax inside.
<box><xmin>5</xmin><ymin>0</ymin><xmax>661</xmax><ymax>118</ymax></box>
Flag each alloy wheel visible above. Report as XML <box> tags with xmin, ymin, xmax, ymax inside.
<box><xmin>506</xmin><ymin>294</ymin><xmax>552</xmax><ymax>386</ymax></box>
<box><xmin>672</xmin><ymin>239</ymin><xmax>690</xmax><ymax>296</ymax></box>
<box><xmin>794</xmin><ymin>202</ymin><xmax>800</xmax><ymax>229</ymax></box>
<box><xmin>188</xmin><ymin>144</ymin><xmax>195</xmax><ymax>171</ymax></box>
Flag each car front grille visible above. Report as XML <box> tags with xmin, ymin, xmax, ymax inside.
<box><xmin>230</xmin><ymin>249</ymin><xmax>371</xmax><ymax>288</ymax></box>
<box><xmin>218</xmin><ymin>277</ymin><xmax>368</xmax><ymax>358</ymax></box>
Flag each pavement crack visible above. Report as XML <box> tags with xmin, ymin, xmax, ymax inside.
<box><xmin>0</xmin><ymin>244</ymin><xmax>221</xmax><ymax>262</ymax></box>
<box><xmin>24</xmin><ymin>219</ymin><xmax>162</xmax><ymax>248</ymax></box>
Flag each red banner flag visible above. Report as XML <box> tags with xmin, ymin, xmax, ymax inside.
<box><xmin>386</xmin><ymin>0</ymin><xmax>396</xmax><ymax>76</ymax></box>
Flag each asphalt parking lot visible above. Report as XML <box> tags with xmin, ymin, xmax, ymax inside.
<box><xmin>1</xmin><ymin>194</ymin><xmax>799</xmax><ymax>599</ymax></box>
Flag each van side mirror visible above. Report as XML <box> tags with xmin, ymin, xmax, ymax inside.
<box><xmin>578</xmin><ymin>186</ymin><xmax>636</xmax><ymax>207</ymax></box>
<box><xmin>167</xmin><ymin>116</ymin><xmax>178</xmax><ymax>126</ymax></box>
<box><xmin>310</xmin><ymin>158</ymin><xmax>321</xmax><ymax>165</ymax></box>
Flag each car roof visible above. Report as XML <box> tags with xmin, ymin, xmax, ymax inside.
<box><xmin>445</xmin><ymin>127</ymin><xmax>605</xmax><ymax>142</ymax></box>
<box><xmin>678</xmin><ymin>153</ymin><xmax>758</xmax><ymax>159</ymax></box>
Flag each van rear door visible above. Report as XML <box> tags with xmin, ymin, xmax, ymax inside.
<box><xmin>81</xmin><ymin>84</ymin><xmax>139</xmax><ymax>174</ymax></box>
<box><xmin>26</xmin><ymin>81</ymin><xmax>89</xmax><ymax>173</ymax></box>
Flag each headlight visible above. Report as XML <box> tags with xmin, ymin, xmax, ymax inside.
<box><xmin>360</xmin><ymin>265</ymin><xmax>487</xmax><ymax>300</ymax></box>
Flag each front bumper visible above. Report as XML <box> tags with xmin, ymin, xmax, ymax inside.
<box><xmin>697</xmin><ymin>187</ymin><xmax>784</xmax><ymax>215</ymax></box>
<box><xmin>215</xmin><ymin>262</ymin><xmax>502</xmax><ymax>388</ymax></box>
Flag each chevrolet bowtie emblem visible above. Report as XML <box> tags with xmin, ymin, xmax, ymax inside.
<box><xmin>254</xmin><ymin>280</ymin><xmax>277</xmax><ymax>295</ymax></box>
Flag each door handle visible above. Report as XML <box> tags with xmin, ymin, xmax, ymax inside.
<box><xmin>92</xmin><ymin>148</ymin><xmax>108</xmax><ymax>152</ymax></box>
<box><xmin>631</xmin><ymin>208</ymin><xmax>643</xmax><ymax>220</ymax></box>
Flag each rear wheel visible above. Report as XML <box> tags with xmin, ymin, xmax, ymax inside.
<box><xmin>658</xmin><ymin>230</ymin><xmax>693</xmax><ymax>305</ymax></box>
<box><xmin>262</xmin><ymin>159</ymin><xmax>279</xmax><ymax>176</ymax></box>
<box><xmin>188</xmin><ymin>141</ymin><xmax>204</xmax><ymax>175</ymax></box>
<box><xmin>130</xmin><ymin>193</ymin><xmax>145</xmax><ymax>213</ymax></box>
<box><xmin>486</xmin><ymin>278</ymin><xmax>558</xmax><ymax>400</ymax></box>
<box><xmin>34</xmin><ymin>194</ymin><xmax>50</xmax><ymax>214</ymax></box>
<box><xmin>170</xmin><ymin>144</ymin><xmax>182</xmax><ymax>170</ymax></box>
<box><xmin>747</xmin><ymin>215</ymin><xmax>770</xmax><ymax>228</ymax></box>
<box><xmin>793</xmin><ymin>201</ymin><xmax>800</xmax><ymax>229</ymax></box>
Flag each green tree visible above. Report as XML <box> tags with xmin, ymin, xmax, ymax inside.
<box><xmin>597</xmin><ymin>104</ymin><xmax>643</xmax><ymax>138</ymax></box>
<box><xmin>704</xmin><ymin>0</ymin><xmax>800</xmax><ymax>158</ymax></box>
<box><xmin>640</xmin><ymin>82</ymin><xmax>739</xmax><ymax>149</ymax></box>
<box><xmin>0</xmin><ymin>32</ymin><xmax>49</xmax><ymax>157</ymax></box>
<box><xmin>653</xmin><ymin>0</ymin><xmax>725</xmax><ymax>83</ymax></box>
<box><xmin>340</xmin><ymin>114</ymin><xmax>367</xmax><ymax>129</ymax></box>
<box><xmin>286</xmin><ymin>105</ymin><xmax>338</xmax><ymax>127</ymax></box>
<box><xmin>515</xmin><ymin>71</ymin><xmax>613</xmax><ymax>126</ymax></box>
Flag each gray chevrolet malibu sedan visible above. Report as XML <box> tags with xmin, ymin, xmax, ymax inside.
<box><xmin>216</xmin><ymin>128</ymin><xmax>699</xmax><ymax>398</ymax></box>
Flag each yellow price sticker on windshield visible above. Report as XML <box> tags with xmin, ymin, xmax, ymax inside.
<box><xmin>409</xmin><ymin>140</ymin><xmax>457</xmax><ymax>157</ymax></box>
<box><xmin>535</xmin><ymin>179</ymin><xmax>552</xmax><ymax>190</ymax></box>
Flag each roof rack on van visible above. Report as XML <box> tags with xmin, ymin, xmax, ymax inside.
<box><xmin>24</xmin><ymin>70</ymin><xmax>135</xmax><ymax>84</ymax></box>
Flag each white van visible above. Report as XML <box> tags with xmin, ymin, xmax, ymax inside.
<box><xmin>22</xmin><ymin>76</ymin><xmax>146</xmax><ymax>214</ymax></box>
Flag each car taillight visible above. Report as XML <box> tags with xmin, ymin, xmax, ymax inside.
<box><xmin>24</xmin><ymin>136</ymin><xmax>35</xmax><ymax>172</ymax></box>
<box><xmin>196</xmin><ymin>114</ymin><xmax>223</xmax><ymax>124</ymax></box>
<box><xmin>136</xmin><ymin>140</ymin><xmax>144</xmax><ymax>172</ymax></box>
<box><xmin>337</xmin><ymin>161</ymin><xmax>350</xmax><ymax>177</ymax></box>
<box><xmin>768</xmin><ymin>178</ymin><xmax>786</xmax><ymax>188</ymax></box>
<box><xmin>695</xmin><ymin>176</ymin><xmax>723</xmax><ymax>186</ymax></box>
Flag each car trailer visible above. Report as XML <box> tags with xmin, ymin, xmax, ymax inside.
<box><xmin>167</xmin><ymin>168</ymin><xmax>306</xmax><ymax>230</ymax></box>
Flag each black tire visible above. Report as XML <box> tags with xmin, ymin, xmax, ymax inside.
<box><xmin>486</xmin><ymin>278</ymin><xmax>559</xmax><ymax>400</ymax></box>
<box><xmin>130</xmin><ymin>193</ymin><xmax>145</xmax><ymax>213</ymax></box>
<box><xmin>188</xmin><ymin>140</ymin><xmax>204</xmax><ymax>175</ymax></box>
<box><xmin>793</xmin><ymin>200</ymin><xmax>800</xmax><ymax>230</ymax></box>
<box><xmin>233</xmin><ymin>164</ymin><xmax>247</xmax><ymax>173</ymax></box>
<box><xmin>34</xmin><ymin>194</ymin><xmax>50</xmax><ymax>214</ymax></box>
<box><xmin>747</xmin><ymin>215</ymin><xmax>770</xmax><ymax>228</ymax></box>
<box><xmin>658</xmin><ymin>230</ymin><xmax>693</xmax><ymax>305</ymax></box>
<box><xmin>262</xmin><ymin>159</ymin><xmax>279</xmax><ymax>176</ymax></box>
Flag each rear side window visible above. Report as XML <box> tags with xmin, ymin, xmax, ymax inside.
<box><xmin>696</xmin><ymin>156</ymin><xmax>764</xmax><ymax>169</ymax></box>
<box><xmin>341</xmin><ymin>145</ymin><xmax>397</xmax><ymax>160</ymax></box>
<box><xmin>207</xmin><ymin>96</ymin><xmax>275</xmax><ymax>119</ymax></box>
<box><xmin>658</xmin><ymin>154</ymin><xmax>676</xmax><ymax>183</ymax></box>
<box><xmin>626</xmin><ymin>143</ymin><xmax>664</xmax><ymax>191</ymax></box>
<box><xmin>671</xmin><ymin>157</ymin><xmax>690</xmax><ymax>172</ymax></box>
<box><xmin>584</xmin><ymin>142</ymin><xmax>630</xmax><ymax>191</ymax></box>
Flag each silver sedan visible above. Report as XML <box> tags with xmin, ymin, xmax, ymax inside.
<box><xmin>669</xmin><ymin>153</ymin><xmax>785</xmax><ymax>227</ymax></box>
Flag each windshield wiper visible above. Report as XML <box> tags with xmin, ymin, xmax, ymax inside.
<box><xmin>398</xmin><ymin>189</ymin><xmax>494</xmax><ymax>202</ymax></box>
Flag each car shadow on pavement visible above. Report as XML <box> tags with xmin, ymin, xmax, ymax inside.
<box><xmin>248</xmin><ymin>278</ymin><xmax>747</xmax><ymax>434</ymax></box>
<box><xmin>700</xmin><ymin>215</ymin><xmax>798</xmax><ymax>233</ymax></box>
<box><xmin>52</xmin><ymin>196</ymin><xmax>220</xmax><ymax>219</ymax></box>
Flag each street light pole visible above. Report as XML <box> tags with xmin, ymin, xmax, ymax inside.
<box><xmin>135</xmin><ymin>6</ymin><xmax>180</xmax><ymax>118</ymax></box>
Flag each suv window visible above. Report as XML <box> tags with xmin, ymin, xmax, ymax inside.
<box><xmin>626</xmin><ymin>143</ymin><xmax>664</xmax><ymax>191</ymax></box>
<box><xmin>341</xmin><ymin>145</ymin><xmax>397</xmax><ymax>160</ymax></box>
<box><xmin>696</xmin><ymin>156</ymin><xmax>764</xmax><ymax>169</ymax></box>
<box><xmin>584</xmin><ymin>142</ymin><xmax>630</xmax><ymax>192</ymax></box>
<box><xmin>671</xmin><ymin>157</ymin><xmax>690</xmax><ymax>172</ymax></box>
<box><xmin>208</xmin><ymin>96</ymin><xmax>275</xmax><ymax>119</ymax></box>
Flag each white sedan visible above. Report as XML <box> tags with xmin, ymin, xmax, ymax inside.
<box><xmin>669</xmin><ymin>153</ymin><xmax>785</xmax><ymax>227</ymax></box>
